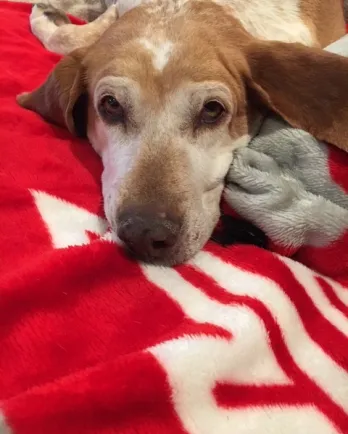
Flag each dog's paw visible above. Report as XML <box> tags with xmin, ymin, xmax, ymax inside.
<box><xmin>30</xmin><ymin>3</ymin><xmax>71</xmax><ymax>49</ymax></box>
<box><xmin>31</xmin><ymin>3</ymin><xmax>70</xmax><ymax>27</ymax></box>
<box><xmin>30</xmin><ymin>3</ymin><xmax>48</xmax><ymax>21</ymax></box>
<box><xmin>102</xmin><ymin>4</ymin><xmax>119</xmax><ymax>22</ymax></box>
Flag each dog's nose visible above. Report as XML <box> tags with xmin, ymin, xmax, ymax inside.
<box><xmin>117</xmin><ymin>207</ymin><xmax>180</xmax><ymax>260</ymax></box>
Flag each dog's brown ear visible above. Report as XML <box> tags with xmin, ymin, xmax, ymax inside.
<box><xmin>245</xmin><ymin>41</ymin><xmax>348</xmax><ymax>152</ymax></box>
<box><xmin>17</xmin><ymin>49</ymin><xmax>87</xmax><ymax>136</ymax></box>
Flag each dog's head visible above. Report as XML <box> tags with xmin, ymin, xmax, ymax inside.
<box><xmin>18</xmin><ymin>2</ymin><xmax>348</xmax><ymax>264</ymax></box>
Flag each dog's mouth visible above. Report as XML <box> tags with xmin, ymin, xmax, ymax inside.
<box><xmin>119</xmin><ymin>240</ymin><xmax>186</xmax><ymax>265</ymax></box>
<box><xmin>115</xmin><ymin>216</ymin><xmax>211</xmax><ymax>265</ymax></box>
<box><xmin>120</xmin><ymin>238</ymin><xmax>177</xmax><ymax>264</ymax></box>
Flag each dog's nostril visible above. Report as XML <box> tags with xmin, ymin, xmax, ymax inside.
<box><xmin>152</xmin><ymin>240</ymin><xmax>168</xmax><ymax>249</ymax></box>
<box><xmin>151</xmin><ymin>230</ymin><xmax>177</xmax><ymax>249</ymax></box>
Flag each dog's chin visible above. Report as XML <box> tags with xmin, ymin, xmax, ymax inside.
<box><xmin>124</xmin><ymin>247</ymin><xmax>196</xmax><ymax>267</ymax></box>
<box><xmin>122</xmin><ymin>248</ymin><xmax>188</xmax><ymax>266</ymax></box>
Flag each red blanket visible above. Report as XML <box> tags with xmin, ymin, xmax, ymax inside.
<box><xmin>1</xmin><ymin>2</ymin><xmax>348</xmax><ymax>433</ymax></box>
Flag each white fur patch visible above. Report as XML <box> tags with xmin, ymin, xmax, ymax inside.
<box><xmin>116</xmin><ymin>0</ymin><xmax>143</xmax><ymax>16</ymax></box>
<box><xmin>232</xmin><ymin>134</ymin><xmax>251</xmax><ymax>149</ymax></box>
<box><xmin>89</xmin><ymin>116</ymin><xmax>141</xmax><ymax>225</ymax></box>
<box><xmin>214</xmin><ymin>0</ymin><xmax>314</xmax><ymax>46</ymax></box>
<box><xmin>139</xmin><ymin>38</ymin><xmax>174</xmax><ymax>71</ymax></box>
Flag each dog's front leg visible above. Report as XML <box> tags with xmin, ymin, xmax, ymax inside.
<box><xmin>30</xmin><ymin>3</ymin><xmax>118</xmax><ymax>55</ymax></box>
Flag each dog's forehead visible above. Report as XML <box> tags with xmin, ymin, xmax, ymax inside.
<box><xmin>84</xmin><ymin>2</ymin><xmax>248</xmax><ymax>102</ymax></box>
<box><xmin>87</xmin><ymin>38</ymin><xmax>240</xmax><ymax>94</ymax></box>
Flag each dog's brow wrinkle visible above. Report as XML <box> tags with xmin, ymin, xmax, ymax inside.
<box><xmin>138</xmin><ymin>38</ymin><xmax>174</xmax><ymax>71</ymax></box>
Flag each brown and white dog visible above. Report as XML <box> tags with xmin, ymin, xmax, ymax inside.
<box><xmin>18</xmin><ymin>0</ymin><xmax>348</xmax><ymax>265</ymax></box>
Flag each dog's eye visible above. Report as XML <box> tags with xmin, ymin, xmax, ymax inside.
<box><xmin>99</xmin><ymin>95</ymin><xmax>124</xmax><ymax>122</ymax></box>
<box><xmin>200</xmin><ymin>100</ymin><xmax>225</xmax><ymax>124</ymax></box>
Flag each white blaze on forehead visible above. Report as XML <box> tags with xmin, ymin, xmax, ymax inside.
<box><xmin>139</xmin><ymin>38</ymin><xmax>174</xmax><ymax>71</ymax></box>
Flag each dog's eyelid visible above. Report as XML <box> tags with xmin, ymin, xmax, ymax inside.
<box><xmin>191</xmin><ymin>82</ymin><xmax>233</xmax><ymax>105</ymax></box>
<box><xmin>207</xmin><ymin>95</ymin><xmax>233</xmax><ymax>114</ymax></box>
<box><xmin>95</xmin><ymin>89</ymin><xmax>130</xmax><ymax>109</ymax></box>
<box><xmin>94</xmin><ymin>82</ymin><xmax>136</xmax><ymax>112</ymax></box>
<box><xmin>95</xmin><ymin>87</ymin><xmax>135</xmax><ymax>124</ymax></box>
<box><xmin>95</xmin><ymin>75</ymin><xmax>138</xmax><ymax>98</ymax></box>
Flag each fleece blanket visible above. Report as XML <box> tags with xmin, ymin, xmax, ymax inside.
<box><xmin>0</xmin><ymin>2</ymin><xmax>348</xmax><ymax>433</ymax></box>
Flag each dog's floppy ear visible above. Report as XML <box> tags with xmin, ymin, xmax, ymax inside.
<box><xmin>17</xmin><ymin>49</ymin><xmax>87</xmax><ymax>137</ymax></box>
<box><xmin>245</xmin><ymin>41</ymin><xmax>348</xmax><ymax>152</ymax></box>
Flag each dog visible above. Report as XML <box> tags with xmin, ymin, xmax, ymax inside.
<box><xmin>17</xmin><ymin>0</ymin><xmax>348</xmax><ymax>265</ymax></box>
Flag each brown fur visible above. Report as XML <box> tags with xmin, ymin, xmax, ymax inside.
<box><xmin>19</xmin><ymin>2</ymin><xmax>348</xmax><ymax>152</ymax></box>
<box><xmin>17</xmin><ymin>49</ymin><xmax>86</xmax><ymax>133</ymax></box>
<box><xmin>245</xmin><ymin>41</ymin><xmax>348</xmax><ymax>152</ymax></box>
<box><xmin>300</xmin><ymin>0</ymin><xmax>345</xmax><ymax>47</ymax></box>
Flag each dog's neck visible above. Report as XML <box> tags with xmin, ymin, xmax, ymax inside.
<box><xmin>115</xmin><ymin>0</ymin><xmax>315</xmax><ymax>46</ymax></box>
